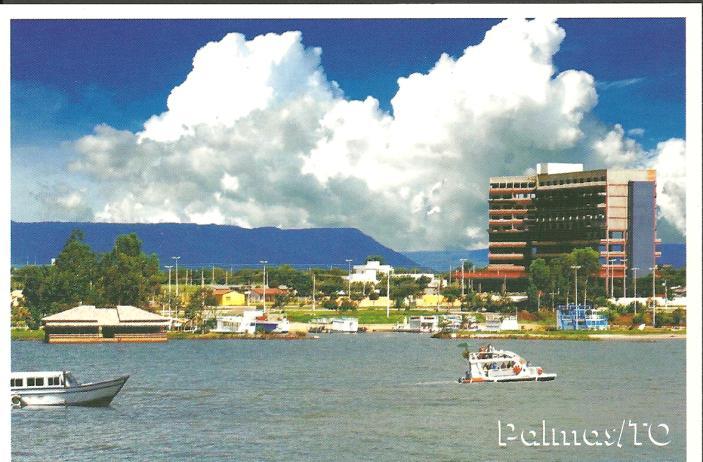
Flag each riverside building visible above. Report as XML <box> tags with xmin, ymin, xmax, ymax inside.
<box><xmin>466</xmin><ymin>163</ymin><xmax>659</xmax><ymax>292</ymax></box>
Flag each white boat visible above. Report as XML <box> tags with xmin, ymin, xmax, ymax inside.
<box><xmin>329</xmin><ymin>317</ymin><xmax>359</xmax><ymax>333</ymax></box>
<box><xmin>458</xmin><ymin>344</ymin><xmax>556</xmax><ymax>383</ymax></box>
<box><xmin>393</xmin><ymin>316</ymin><xmax>440</xmax><ymax>333</ymax></box>
<box><xmin>211</xmin><ymin>310</ymin><xmax>290</xmax><ymax>335</ymax></box>
<box><xmin>11</xmin><ymin>371</ymin><xmax>128</xmax><ymax>408</ymax></box>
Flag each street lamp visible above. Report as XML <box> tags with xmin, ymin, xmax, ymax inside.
<box><xmin>172</xmin><ymin>256</ymin><xmax>180</xmax><ymax>317</ymax></box>
<box><xmin>345</xmin><ymin>259</ymin><xmax>353</xmax><ymax>298</ymax></box>
<box><xmin>386</xmin><ymin>269</ymin><xmax>392</xmax><ymax>318</ymax></box>
<box><xmin>311</xmin><ymin>271</ymin><xmax>316</xmax><ymax>312</ymax></box>
<box><xmin>164</xmin><ymin>265</ymin><xmax>173</xmax><ymax>319</ymax></box>
<box><xmin>631</xmin><ymin>267</ymin><xmax>639</xmax><ymax>315</ymax></box>
<box><xmin>608</xmin><ymin>258</ymin><xmax>616</xmax><ymax>298</ymax></box>
<box><xmin>260</xmin><ymin>260</ymin><xmax>268</xmax><ymax>312</ymax></box>
<box><xmin>570</xmin><ymin>265</ymin><xmax>581</xmax><ymax>329</ymax></box>
<box><xmin>621</xmin><ymin>258</ymin><xmax>628</xmax><ymax>299</ymax></box>
<box><xmin>649</xmin><ymin>265</ymin><xmax>657</xmax><ymax>327</ymax></box>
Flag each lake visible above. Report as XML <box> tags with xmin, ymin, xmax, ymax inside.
<box><xmin>11</xmin><ymin>335</ymin><xmax>685</xmax><ymax>461</ymax></box>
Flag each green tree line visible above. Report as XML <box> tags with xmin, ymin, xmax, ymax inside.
<box><xmin>12</xmin><ymin>230</ymin><xmax>161</xmax><ymax>328</ymax></box>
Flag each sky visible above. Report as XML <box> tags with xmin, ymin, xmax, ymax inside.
<box><xmin>10</xmin><ymin>17</ymin><xmax>687</xmax><ymax>250</ymax></box>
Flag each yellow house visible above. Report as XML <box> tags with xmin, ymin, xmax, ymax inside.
<box><xmin>417</xmin><ymin>294</ymin><xmax>445</xmax><ymax>307</ymax></box>
<box><xmin>221</xmin><ymin>290</ymin><xmax>246</xmax><ymax>306</ymax></box>
<box><xmin>358</xmin><ymin>296</ymin><xmax>391</xmax><ymax>308</ymax></box>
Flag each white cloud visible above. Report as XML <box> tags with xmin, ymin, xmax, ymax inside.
<box><xmin>65</xmin><ymin>19</ymin><xmax>685</xmax><ymax>251</ymax></box>
<box><xmin>627</xmin><ymin>127</ymin><xmax>645</xmax><ymax>137</ymax></box>
<box><xmin>647</xmin><ymin>139</ymin><xmax>686</xmax><ymax>235</ymax></box>
<box><xmin>592</xmin><ymin>124</ymin><xmax>640</xmax><ymax>168</ymax></box>
<box><xmin>590</xmin><ymin>125</ymin><xmax>686</xmax><ymax>235</ymax></box>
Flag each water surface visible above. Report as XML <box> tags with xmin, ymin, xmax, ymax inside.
<box><xmin>12</xmin><ymin>335</ymin><xmax>685</xmax><ymax>461</ymax></box>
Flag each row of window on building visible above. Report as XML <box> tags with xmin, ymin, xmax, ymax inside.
<box><xmin>538</xmin><ymin>175</ymin><xmax>606</xmax><ymax>186</ymax></box>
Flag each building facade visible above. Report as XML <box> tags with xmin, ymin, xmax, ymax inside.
<box><xmin>42</xmin><ymin>305</ymin><xmax>169</xmax><ymax>343</ymax></box>
<box><xmin>470</xmin><ymin>163</ymin><xmax>659</xmax><ymax>291</ymax></box>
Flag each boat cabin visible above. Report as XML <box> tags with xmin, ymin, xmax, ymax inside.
<box><xmin>10</xmin><ymin>371</ymin><xmax>76</xmax><ymax>389</ymax></box>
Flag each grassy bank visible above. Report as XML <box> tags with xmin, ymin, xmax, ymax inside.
<box><xmin>11</xmin><ymin>329</ymin><xmax>44</xmax><ymax>341</ymax></box>
<box><xmin>433</xmin><ymin>327</ymin><xmax>686</xmax><ymax>341</ymax></box>
<box><xmin>284</xmin><ymin>308</ymin><xmax>444</xmax><ymax>325</ymax></box>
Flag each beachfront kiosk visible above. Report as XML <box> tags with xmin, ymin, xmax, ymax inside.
<box><xmin>556</xmin><ymin>304</ymin><xmax>609</xmax><ymax>330</ymax></box>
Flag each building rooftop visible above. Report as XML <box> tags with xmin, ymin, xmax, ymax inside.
<box><xmin>42</xmin><ymin>305</ymin><xmax>168</xmax><ymax>326</ymax></box>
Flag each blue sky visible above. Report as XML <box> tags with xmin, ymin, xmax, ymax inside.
<box><xmin>11</xmin><ymin>18</ymin><xmax>684</xmax><ymax>147</ymax></box>
<box><xmin>10</xmin><ymin>18</ymin><xmax>687</xmax><ymax>248</ymax></box>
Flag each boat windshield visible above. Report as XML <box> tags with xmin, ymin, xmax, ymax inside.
<box><xmin>64</xmin><ymin>372</ymin><xmax>79</xmax><ymax>387</ymax></box>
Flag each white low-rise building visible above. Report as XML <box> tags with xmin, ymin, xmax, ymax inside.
<box><xmin>346</xmin><ymin>261</ymin><xmax>393</xmax><ymax>284</ymax></box>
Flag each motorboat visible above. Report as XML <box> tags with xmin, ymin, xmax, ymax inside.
<box><xmin>457</xmin><ymin>344</ymin><xmax>556</xmax><ymax>383</ymax></box>
<box><xmin>11</xmin><ymin>371</ymin><xmax>128</xmax><ymax>408</ymax></box>
<box><xmin>211</xmin><ymin>310</ymin><xmax>289</xmax><ymax>334</ymax></box>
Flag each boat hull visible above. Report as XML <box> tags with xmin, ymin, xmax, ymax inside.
<box><xmin>458</xmin><ymin>373</ymin><xmax>556</xmax><ymax>383</ymax></box>
<box><xmin>12</xmin><ymin>375</ymin><xmax>129</xmax><ymax>407</ymax></box>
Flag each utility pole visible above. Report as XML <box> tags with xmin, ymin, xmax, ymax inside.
<box><xmin>460</xmin><ymin>259</ymin><xmax>467</xmax><ymax>298</ymax></box>
<box><xmin>609</xmin><ymin>258</ymin><xmax>616</xmax><ymax>298</ymax></box>
<box><xmin>212</xmin><ymin>265</ymin><xmax>215</xmax><ymax>285</ymax></box>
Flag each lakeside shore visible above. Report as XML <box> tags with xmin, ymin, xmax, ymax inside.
<box><xmin>430</xmin><ymin>329</ymin><xmax>686</xmax><ymax>341</ymax></box>
<box><xmin>11</xmin><ymin>327</ymin><xmax>685</xmax><ymax>342</ymax></box>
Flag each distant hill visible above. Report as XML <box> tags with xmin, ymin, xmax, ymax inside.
<box><xmin>10</xmin><ymin>221</ymin><xmax>420</xmax><ymax>269</ymax></box>
<box><xmin>405</xmin><ymin>243</ymin><xmax>685</xmax><ymax>273</ymax></box>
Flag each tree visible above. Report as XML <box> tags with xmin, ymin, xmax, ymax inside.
<box><xmin>389</xmin><ymin>276</ymin><xmax>423</xmax><ymax>308</ymax></box>
<box><xmin>318</xmin><ymin>277</ymin><xmax>344</xmax><ymax>297</ymax></box>
<box><xmin>99</xmin><ymin>233</ymin><xmax>161</xmax><ymax>307</ymax></box>
<box><xmin>52</xmin><ymin>229</ymin><xmax>99</xmax><ymax>306</ymax></box>
<box><xmin>365</xmin><ymin>255</ymin><xmax>385</xmax><ymax>264</ymax></box>
<box><xmin>185</xmin><ymin>287</ymin><xmax>216</xmax><ymax>329</ymax></box>
<box><xmin>528</xmin><ymin>258</ymin><xmax>550</xmax><ymax>310</ymax></box>
<box><xmin>442</xmin><ymin>286</ymin><xmax>461</xmax><ymax>304</ymax></box>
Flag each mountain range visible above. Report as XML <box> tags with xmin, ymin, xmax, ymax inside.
<box><xmin>404</xmin><ymin>243</ymin><xmax>686</xmax><ymax>272</ymax></box>
<box><xmin>11</xmin><ymin>221</ymin><xmax>685</xmax><ymax>272</ymax></box>
<box><xmin>10</xmin><ymin>221</ymin><xmax>420</xmax><ymax>269</ymax></box>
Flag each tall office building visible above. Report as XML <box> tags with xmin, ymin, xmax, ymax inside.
<box><xmin>469</xmin><ymin>163</ymin><xmax>659</xmax><ymax>292</ymax></box>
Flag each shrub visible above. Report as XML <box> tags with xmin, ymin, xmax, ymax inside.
<box><xmin>338</xmin><ymin>298</ymin><xmax>357</xmax><ymax>312</ymax></box>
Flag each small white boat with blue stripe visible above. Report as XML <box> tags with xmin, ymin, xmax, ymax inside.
<box><xmin>11</xmin><ymin>371</ymin><xmax>128</xmax><ymax>408</ymax></box>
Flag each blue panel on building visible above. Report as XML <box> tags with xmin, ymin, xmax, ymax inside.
<box><xmin>628</xmin><ymin>181</ymin><xmax>656</xmax><ymax>277</ymax></box>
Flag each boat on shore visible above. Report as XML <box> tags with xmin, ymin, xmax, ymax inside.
<box><xmin>211</xmin><ymin>310</ymin><xmax>289</xmax><ymax>334</ymax></box>
<box><xmin>457</xmin><ymin>344</ymin><xmax>556</xmax><ymax>383</ymax></box>
<box><xmin>11</xmin><ymin>371</ymin><xmax>128</xmax><ymax>408</ymax></box>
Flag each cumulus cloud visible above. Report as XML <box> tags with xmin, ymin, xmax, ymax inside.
<box><xmin>590</xmin><ymin>125</ymin><xmax>686</xmax><ymax>235</ymax></box>
<box><xmin>65</xmin><ymin>19</ymin><xmax>685</xmax><ymax>250</ymax></box>
<box><xmin>592</xmin><ymin>124</ymin><xmax>640</xmax><ymax>168</ymax></box>
<box><xmin>647</xmin><ymin>139</ymin><xmax>686</xmax><ymax>234</ymax></box>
